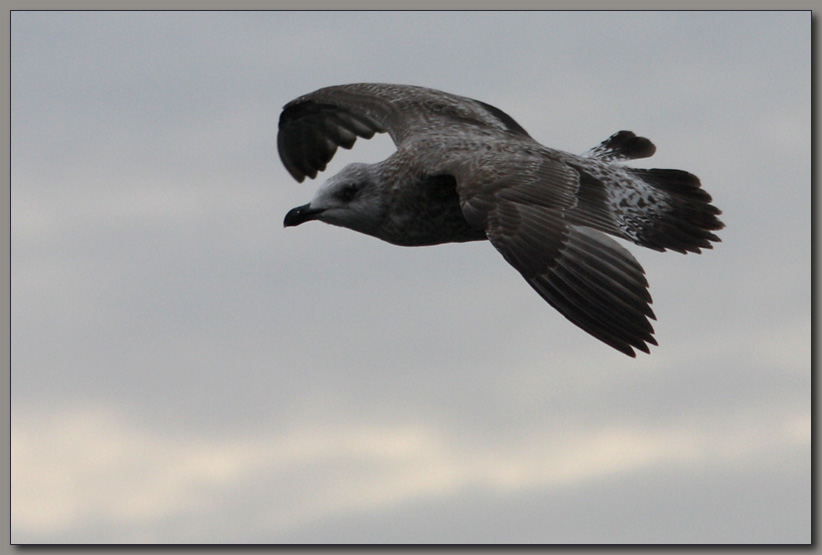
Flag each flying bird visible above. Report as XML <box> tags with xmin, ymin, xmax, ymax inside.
<box><xmin>280</xmin><ymin>83</ymin><xmax>723</xmax><ymax>356</ymax></box>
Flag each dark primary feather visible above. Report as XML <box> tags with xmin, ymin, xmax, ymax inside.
<box><xmin>278</xmin><ymin>100</ymin><xmax>384</xmax><ymax>181</ymax></box>
<box><xmin>484</xmin><ymin>202</ymin><xmax>656</xmax><ymax>357</ymax></box>
<box><xmin>466</xmin><ymin>179</ymin><xmax>657</xmax><ymax>357</ymax></box>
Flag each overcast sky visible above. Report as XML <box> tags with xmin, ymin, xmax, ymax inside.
<box><xmin>11</xmin><ymin>11</ymin><xmax>810</xmax><ymax>544</ymax></box>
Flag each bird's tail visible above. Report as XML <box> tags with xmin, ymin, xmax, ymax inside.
<box><xmin>579</xmin><ymin>131</ymin><xmax>724</xmax><ymax>254</ymax></box>
<box><xmin>624</xmin><ymin>168</ymin><xmax>724</xmax><ymax>254</ymax></box>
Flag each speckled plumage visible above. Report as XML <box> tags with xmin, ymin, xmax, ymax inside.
<box><xmin>280</xmin><ymin>83</ymin><xmax>724</xmax><ymax>356</ymax></box>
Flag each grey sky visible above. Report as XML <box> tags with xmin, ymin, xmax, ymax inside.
<box><xmin>11</xmin><ymin>11</ymin><xmax>810</xmax><ymax>543</ymax></box>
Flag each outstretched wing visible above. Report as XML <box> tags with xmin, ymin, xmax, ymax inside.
<box><xmin>278</xmin><ymin>83</ymin><xmax>533</xmax><ymax>182</ymax></box>
<box><xmin>457</xmin><ymin>156</ymin><xmax>657</xmax><ymax>357</ymax></box>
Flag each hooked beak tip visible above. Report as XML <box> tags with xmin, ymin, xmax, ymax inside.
<box><xmin>284</xmin><ymin>203</ymin><xmax>324</xmax><ymax>227</ymax></box>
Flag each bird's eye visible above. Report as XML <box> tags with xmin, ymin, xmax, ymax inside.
<box><xmin>338</xmin><ymin>183</ymin><xmax>361</xmax><ymax>202</ymax></box>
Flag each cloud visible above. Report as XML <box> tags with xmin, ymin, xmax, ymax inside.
<box><xmin>12</xmin><ymin>400</ymin><xmax>809</xmax><ymax>543</ymax></box>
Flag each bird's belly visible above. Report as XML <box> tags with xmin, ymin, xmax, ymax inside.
<box><xmin>382</xmin><ymin>206</ymin><xmax>487</xmax><ymax>246</ymax></box>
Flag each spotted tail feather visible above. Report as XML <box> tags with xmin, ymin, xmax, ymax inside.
<box><xmin>627</xmin><ymin>168</ymin><xmax>724</xmax><ymax>254</ymax></box>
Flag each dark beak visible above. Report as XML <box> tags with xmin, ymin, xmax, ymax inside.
<box><xmin>284</xmin><ymin>203</ymin><xmax>325</xmax><ymax>227</ymax></box>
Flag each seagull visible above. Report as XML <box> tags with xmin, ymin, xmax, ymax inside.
<box><xmin>280</xmin><ymin>83</ymin><xmax>723</xmax><ymax>356</ymax></box>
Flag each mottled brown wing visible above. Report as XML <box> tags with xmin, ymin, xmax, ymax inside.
<box><xmin>278</xmin><ymin>83</ymin><xmax>533</xmax><ymax>182</ymax></box>
<box><xmin>457</xmin><ymin>157</ymin><xmax>656</xmax><ymax>356</ymax></box>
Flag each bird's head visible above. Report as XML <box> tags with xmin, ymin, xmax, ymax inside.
<box><xmin>284</xmin><ymin>163</ymin><xmax>387</xmax><ymax>237</ymax></box>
